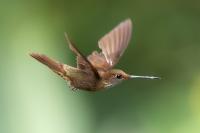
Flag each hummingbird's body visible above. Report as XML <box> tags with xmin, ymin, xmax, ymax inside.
<box><xmin>30</xmin><ymin>19</ymin><xmax>159</xmax><ymax>91</ymax></box>
<box><xmin>30</xmin><ymin>48</ymin><xmax>129</xmax><ymax>91</ymax></box>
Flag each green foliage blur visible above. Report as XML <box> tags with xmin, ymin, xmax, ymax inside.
<box><xmin>0</xmin><ymin>0</ymin><xmax>200</xmax><ymax>133</ymax></box>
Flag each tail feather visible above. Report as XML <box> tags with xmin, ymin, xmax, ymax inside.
<box><xmin>30</xmin><ymin>53</ymin><xmax>65</xmax><ymax>75</ymax></box>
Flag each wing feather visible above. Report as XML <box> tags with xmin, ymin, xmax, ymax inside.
<box><xmin>64</xmin><ymin>33</ymin><xmax>100</xmax><ymax>79</ymax></box>
<box><xmin>88</xmin><ymin>19</ymin><xmax>132</xmax><ymax>70</ymax></box>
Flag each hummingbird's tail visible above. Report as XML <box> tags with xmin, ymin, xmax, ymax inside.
<box><xmin>30</xmin><ymin>53</ymin><xmax>66</xmax><ymax>76</ymax></box>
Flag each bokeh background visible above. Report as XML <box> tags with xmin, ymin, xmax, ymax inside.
<box><xmin>0</xmin><ymin>0</ymin><xmax>200</xmax><ymax>133</ymax></box>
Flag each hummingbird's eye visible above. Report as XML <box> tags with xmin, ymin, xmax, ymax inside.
<box><xmin>116</xmin><ymin>74</ymin><xmax>122</xmax><ymax>79</ymax></box>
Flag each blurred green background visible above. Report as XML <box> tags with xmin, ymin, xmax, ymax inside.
<box><xmin>0</xmin><ymin>0</ymin><xmax>200</xmax><ymax>133</ymax></box>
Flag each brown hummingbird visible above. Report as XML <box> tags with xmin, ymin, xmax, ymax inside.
<box><xmin>30</xmin><ymin>19</ymin><xmax>160</xmax><ymax>91</ymax></box>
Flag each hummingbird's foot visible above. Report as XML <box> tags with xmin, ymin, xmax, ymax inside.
<box><xmin>66</xmin><ymin>81</ymin><xmax>77</xmax><ymax>91</ymax></box>
<box><xmin>68</xmin><ymin>84</ymin><xmax>78</xmax><ymax>91</ymax></box>
<box><xmin>71</xmin><ymin>87</ymin><xmax>78</xmax><ymax>91</ymax></box>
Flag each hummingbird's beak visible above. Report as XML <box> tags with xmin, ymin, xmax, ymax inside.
<box><xmin>129</xmin><ymin>75</ymin><xmax>161</xmax><ymax>80</ymax></box>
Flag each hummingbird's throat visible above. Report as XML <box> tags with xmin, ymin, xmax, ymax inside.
<box><xmin>104</xmin><ymin>79</ymin><xmax>123</xmax><ymax>88</ymax></box>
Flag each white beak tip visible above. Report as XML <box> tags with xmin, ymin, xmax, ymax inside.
<box><xmin>150</xmin><ymin>76</ymin><xmax>161</xmax><ymax>80</ymax></box>
<box><xmin>130</xmin><ymin>75</ymin><xmax>161</xmax><ymax>80</ymax></box>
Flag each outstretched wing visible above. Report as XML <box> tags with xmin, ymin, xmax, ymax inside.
<box><xmin>64</xmin><ymin>33</ymin><xmax>100</xmax><ymax>79</ymax></box>
<box><xmin>88</xmin><ymin>19</ymin><xmax>132</xmax><ymax>70</ymax></box>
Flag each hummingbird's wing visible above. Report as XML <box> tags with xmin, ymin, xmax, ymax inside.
<box><xmin>88</xmin><ymin>19</ymin><xmax>132</xmax><ymax>70</ymax></box>
<box><xmin>64</xmin><ymin>33</ymin><xmax>100</xmax><ymax>79</ymax></box>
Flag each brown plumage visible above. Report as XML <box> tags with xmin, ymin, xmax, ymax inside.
<box><xmin>30</xmin><ymin>53</ymin><xmax>65</xmax><ymax>74</ymax></box>
<box><xmin>30</xmin><ymin>19</ymin><xmax>160</xmax><ymax>91</ymax></box>
<box><xmin>90</xmin><ymin>19</ymin><xmax>132</xmax><ymax>69</ymax></box>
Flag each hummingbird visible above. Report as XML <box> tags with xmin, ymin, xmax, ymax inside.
<box><xmin>30</xmin><ymin>19</ymin><xmax>160</xmax><ymax>91</ymax></box>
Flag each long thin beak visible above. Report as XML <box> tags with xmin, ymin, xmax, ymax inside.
<box><xmin>129</xmin><ymin>75</ymin><xmax>161</xmax><ymax>80</ymax></box>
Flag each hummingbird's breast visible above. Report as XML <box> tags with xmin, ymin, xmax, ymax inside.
<box><xmin>69</xmin><ymin>73</ymin><xmax>108</xmax><ymax>91</ymax></box>
<box><xmin>63</xmin><ymin>65</ymin><xmax>100</xmax><ymax>91</ymax></box>
<box><xmin>69</xmin><ymin>76</ymin><xmax>98</xmax><ymax>91</ymax></box>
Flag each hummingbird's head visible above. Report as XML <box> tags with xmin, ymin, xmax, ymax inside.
<box><xmin>108</xmin><ymin>69</ymin><xmax>130</xmax><ymax>80</ymax></box>
<box><xmin>101</xmin><ymin>69</ymin><xmax>160</xmax><ymax>88</ymax></box>
<box><xmin>101</xmin><ymin>69</ymin><xmax>130</xmax><ymax>88</ymax></box>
